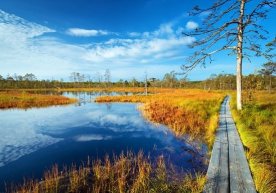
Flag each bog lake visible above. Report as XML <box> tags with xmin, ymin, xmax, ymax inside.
<box><xmin>0</xmin><ymin>91</ymin><xmax>208</xmax><ymax>191</ymax></box>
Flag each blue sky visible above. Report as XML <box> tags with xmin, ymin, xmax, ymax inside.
<box><xmin>0</xmin><ymin>0</ymin><xmax>275</xmax><ymax>81</ymax></box>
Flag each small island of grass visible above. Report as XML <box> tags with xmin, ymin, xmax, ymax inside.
<box><xmin>0</xmin><ymin>91</ymin><xmax>77</xmax><ymax>109</ymax></box>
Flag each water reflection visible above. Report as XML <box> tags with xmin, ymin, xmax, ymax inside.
<box><xmin>0</xmin><ymin>91</ymin><xmax>207</xmax><ymax>190</ymax></box>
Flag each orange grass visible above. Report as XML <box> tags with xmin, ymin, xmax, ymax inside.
<box><xmin>96</xmin><ymin>89</ymin><xmax>225</xmax><ymax>147</ymax></box>
<box><xmin>10</xmin><ymin>151</ymin><xmax>206</xmax><ymax>193</ymax></box>
<box><xmin>8</xmin><ymin>89</ymin><xmax>221</xmax><ymax>193</ymax></box>
<box><xmin>0</xmin><ymin>91</ymin><xmax>76</xmax><ymax>109</ymax></box>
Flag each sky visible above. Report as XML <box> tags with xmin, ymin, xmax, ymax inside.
<box><xmin>0</xmin><ymin>0</ymin><xmax>275</xmax><ymax>81</ymax></box>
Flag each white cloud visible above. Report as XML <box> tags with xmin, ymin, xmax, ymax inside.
<box><xmin>0</xmin><ymin>10</ymin><xmax>55</xmax><ymax>38</ymax></box>
<box><xmin>66</xmin><ymin>28</ymin><xmax>110</xmax><ymax>37</ymax></box>
<box><xmin>83</xmin><ymin>36</ymin><xmax>195</xmax><ymax>63</ymax></box>
<box><xmin>152</xmin><ymin>23</ymin><xmax>174</xmax><ymax>37</ymax></box>
<box><xmin>0</xmin><ymin>10</ymin><xmax>195</xmax><ymax>80</ymax></box>
<box><xmin>0</xmin><ymin>10</ymin><xmax>91</xmax><ymax>78</ymax></box>
<box><xmin>0</xmin><ymin>10</ymin><xmax>54</xmax><ymax>51</ymax></box>
<box><xmin>186</xmin><ymin>21</ymin><xmax>199</xmax><ymax>30</ymax></box>
<box><xmin>128</xmin><ymin>22</ymin><xmax>176</xmax><ymax>39</ymax></box>
<box><xmin>128</xmin><ymin>32</ymin><xmax>141</xmax><ymax>37</ymax></box>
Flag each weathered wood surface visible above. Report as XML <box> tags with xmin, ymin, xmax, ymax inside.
<box><xmin>203</xmin><ymin>96</ymin><xmax>256</xmax><ymax>193</ymax></box>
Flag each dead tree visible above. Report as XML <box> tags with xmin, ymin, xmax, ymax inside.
<box><xmin>145</xmin><ymin>71</ymin><xmax>148</xmax><ymax>96</ymax></box>
<box><xmin>183</xmin><ymin>0</ymin><xmax>275</xmax><ymax>110</ymax></box>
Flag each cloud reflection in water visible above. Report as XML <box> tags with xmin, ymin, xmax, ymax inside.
<box><xmin>0</xmin><ymin>101</ymin><xmax>177</xmax><ymax>168</ymax></box>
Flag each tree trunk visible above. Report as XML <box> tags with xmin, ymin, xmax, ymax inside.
<box><xmin>145</xmin><ymin>73</ymin><xmax>148</xmax><ymax>96</ymax></box>
<box><xmin>236</xmin><ymin>54</ymin><xmax>242</xmax><ymax>110</ymax></box>
<box><xmin>269</xmin><ymin>74</ymin><xmax>272</xmax><ymax>93</ymax></box>
<box><xmin>236</xmin><ymin>0</ymin><xmax>245</xmax><ymax>110</ymax></box>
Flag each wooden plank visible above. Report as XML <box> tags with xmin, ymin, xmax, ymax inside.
<box><xmin>204</xmin><ymin>96</ymin><xmax>256</xmax><ymax>193</ymax></box>
<box><xmin>226</xmin><ymin>99</ymin><xmax>256</xmax><ymax>193</ymax></box>
<box><xmin>203</xmin><ymin>97</ymin><xmax>229</xmax><ymax>193</ymax></box>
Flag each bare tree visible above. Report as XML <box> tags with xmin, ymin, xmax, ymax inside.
<box><xmin>258</xmin><ymin>62</ymin><xmax>276</xmax><ymax>93</ymax></box>
<box><xmin>183</xmin><ymin>0</ymin><xmax>275</xmax><ymax>110</ymax></box>
<box><xmin>86</xmin><ymin>74</ymin><xmax>92</xmax><ymax>88</ymax></box>
<box><xmin>163</xmin><ymin>71</ymin><xmax>177</xmax><ymax>88</ymax></box>
<box><xmin>145</xmin><ymin>71</ymin><xmax>148</xmax><ymax>95</ymax></box>
<box><xmin>70</xmin><ymin>72</ymin><xmax>77</xmax><ymax>85</ymax></box>
<box><xmin>104</xmin><ymin>69</ymin><xmax>111</xmax><ymax>87</ymax></box>
<box><xmin>130</xmin><ymin>77</ymin><xmax>139</xmax><ymax>87</ymax></box>
<box><xmin>94</xmin><ymin>72</ymin><xmax>103</xmax><ymax>87</ymax></box>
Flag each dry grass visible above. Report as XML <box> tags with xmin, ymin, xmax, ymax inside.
<box><xmin>6</xmin><ymin>88</ymin><xmax>224</xmax><ymax>193</ymax></box>
<box><xmin>230</xmin><ymin>91</ymin><xmax>276</xmax><ymax>193</ymax></box>
<box><xmin>96</xmin><ymin>89</ymin><xmax>225</xmax><ymax>148</ymax></box>
<box><xmin>10</xmin><ymin>151</ymin><xmax>205</xmax><ymax>193</ymax></box>
<box><xmin>0</xmin><ymin>91</ymin><xmax>76</xmax><ymax>109</ymax></box>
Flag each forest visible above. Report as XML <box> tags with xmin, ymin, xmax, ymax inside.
<box><xmin>0</xmin><ymin>62</ymin><xmax>275</xmax><ymax>91</ymax></box>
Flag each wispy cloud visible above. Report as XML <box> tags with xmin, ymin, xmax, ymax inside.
<box><xmin>186</xmin><ymin>21</ymin><xmax>198</xmax><ymax>30</ymax></box>
<box><xmin>83</xmin><ymin>36</ymin><xmax>194</xmax><ymax>63</ymax></box>
<box><xmin>66</xmin><ymin>28</ymin><xmax>111</xmax><ymax>37</ymax></box>
<box><xmin>0</xmin><ymin>10</ymin><xmax>92</xmax><ymax>78</ymax></box>
<box><xmin>131</xmin><ymin>22</ymin><xmax>175</xmax><ymax>39</ymax></box>
<box><xmin>0</xmin><ymin>9</ymin><xmax>194</xmax><ymax>80</ymax></box>
<box><xmin>0</xmin><ymin>10</ymin><xmax>55</xmax><ymax>38</ymax></box>
<box><xmin>154</xmin><ymin>23</ymin><xmax>174</xmax><ymax>36</ymax></box>
<box><xmin>128</xmin><ymin>32</ymin><xmax>141</xmax><ymax>37</ymax></box>
<box><xmin>82</xmin><ymin>21</ymin><xmax>195</xmax><ymax>66</ymax></box>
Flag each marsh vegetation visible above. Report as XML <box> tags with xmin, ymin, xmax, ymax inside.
<box><xmin>1</xmin><ymin>89</ymin><xmax>212</xmax><ymax>193</ymax></box>
<box><xmin>1</xmin><ymin>88</ymin><xmax>275</xmax><ymax>193</ymax></box>
<box><xmin>9</xmin><ymin>151</ymin><xmax>205</xmax><ymax>193</ymax></box>
<box><xmin>231</xmin><ymin>91</ymin><xmax>276</xmax><ymax>193</ymax></box>
<box><xmin>96</xmin><ymin>89</ymin><xmax>225</xmax><ymax>148</ymax></box>
<box><xmin>0</xmin><ymin>91</ymin><xmax>76</xmax><ymax>109</ymax></box>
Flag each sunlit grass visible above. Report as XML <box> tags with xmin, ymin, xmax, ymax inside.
<box><xmin>6</xmin><ymin>88</ymin><xmax>224</xmax><ymax>192</ymax></box>
<box><xmin>96</xmin><ymin>89</ymin><xmax>225</xmax><ymax>148</ymax></box>
<box><xmin>10</xmin><ymin>151</ymin><xmax>205</xmax><ymax>193</ymax></box>
<box><xmin>230</xmin><ymin>91</ymin><xmax>276</xmax><ymax>193</ymax></box>
<box><xmin>0</xmin><ymin>91</ymin><xmax>76</xmax><ymax>109</ymax></box>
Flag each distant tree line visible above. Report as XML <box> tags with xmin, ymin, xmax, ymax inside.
<box><xmin>0</xmin><ymin>71</ymin><xmax>191</xmax><ymax>89</ymax></box>
<box><xmin>0</xmin><ymin>62</ymin><xmax>275</xmax><ymax>91</ymax></box>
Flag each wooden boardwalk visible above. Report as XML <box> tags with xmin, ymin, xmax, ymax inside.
<box><xmin>203</xmin><ymin>96</ymin><xmax>256</xmax><ymax>193</ymax></box>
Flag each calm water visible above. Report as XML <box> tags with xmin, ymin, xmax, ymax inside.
<box><xmin>0</xmin><ymin>92</ymin><xmax>207</xmax><ymax>191</ymax></box>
